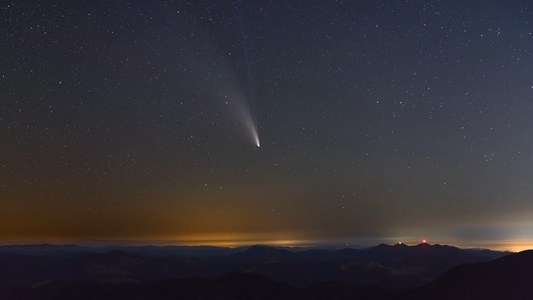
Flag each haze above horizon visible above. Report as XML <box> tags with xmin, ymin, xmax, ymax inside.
<box><xmin>2</xmin><ymin>1</ymin><xmax>533</xmax><ymax>253</ymax></box>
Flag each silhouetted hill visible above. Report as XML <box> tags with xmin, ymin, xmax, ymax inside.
<box><xmin>0</xmin><ymin>243</ymin><xmax>510</xmax><ymax>297</ymax></box>
<box><xmin>3</xmin><ymin>272</ymin><xmax>395</xmax><ymax>300</ymax></box>
<box><xmin>301</xmin><ymin>281</ymin><xmax>393</xmax><ymax>300</ymax></box>
<box><xmin>0</xmin><ymin>250</ymin><xmax>188</xmax><ymax>291</ymax></box>
<box><xmin>0</xmin><ymin>244</ymin><xmax>244</xmax><ymax>257</ymax></box>
<box><xmin>228</xmin><ymin>245</ymin><xmax>295</xmax><ymax>261</ymax></box>
<box><xmin>363</xmin><ymin>243</ymin><xmax>486</xmax><ymax>261</ymax></box>
<box><xmin>2</xmin><ymin>278</ymin><xmax>209</xmax><ymax>300</ymax></box>
<box><xmin>400</xmin><ymin>250</ymin><xmax>533</xmax><ymax>300</ymax></box>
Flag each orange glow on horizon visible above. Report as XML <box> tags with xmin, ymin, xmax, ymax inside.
<box><xmin>1</xmin><ymin>234</ymin><xmax>533</xmax><ymax>252</ymax></box>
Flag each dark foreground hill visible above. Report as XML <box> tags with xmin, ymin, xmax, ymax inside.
<box><xmin>2</xmin><ymin>273</ymin><xmax>394</xmax><ymax>300</ymax></box>
<box><xmin>0</xmin><ymin>243</ymin><xmax>506</xmax><ymax>292</ymax></box>
<box><xmin>398</xmin><ymin>249</ymin><xmax>533</xmax><ymax>300</ymax></box>
<box><xmin>5</xmin><ymin>249</ymin><xmax>533</xmax><ymax>300</ymax></box>
<box><xmin>0</xmin><ymin>243</ymin><xmax>512</xmax><ymax>299</ymax></box>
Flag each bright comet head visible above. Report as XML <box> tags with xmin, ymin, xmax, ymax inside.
<box><xmin>252</xmin><ymin>126</ymin><xmax>260</xmax><ymax>147</ymax></box>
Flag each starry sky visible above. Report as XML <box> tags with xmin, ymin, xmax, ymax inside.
<box><xmin>2</xmin><ymin>0</ymin><xmax>533</xmax><ymax>251</ymax></box>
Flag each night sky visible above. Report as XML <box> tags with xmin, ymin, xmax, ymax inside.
<box><xmin>2</xmin><ymin>0</ymin><xmax>533</xmax><ymax>251</ymax></box>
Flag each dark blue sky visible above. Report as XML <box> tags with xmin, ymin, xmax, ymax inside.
<box><xmin>2</xmin><ymin>0</ymin><xmax>533</xmax><ymax>250</ymax></box>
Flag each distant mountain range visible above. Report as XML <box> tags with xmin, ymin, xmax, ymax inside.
<box><xmin>402</xmin><ymin>249</ymin><xmax>533</xmax><ymax>300</ymax></box>
<box><xmin>0</xmin><ymin>243</ymin><xmax>520</xmax><ymax>299</ymax></box>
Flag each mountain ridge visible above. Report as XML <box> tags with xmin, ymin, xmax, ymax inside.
<box><xmin>0</xmin><ymin>242</ymin><xmax>509</xmax><ymax>293</ymax></box>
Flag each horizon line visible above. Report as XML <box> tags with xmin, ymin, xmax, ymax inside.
<box><xmin>0</xmin><ymin>240</ymin><xmax>525</xmax><ymax>252</ymax></box>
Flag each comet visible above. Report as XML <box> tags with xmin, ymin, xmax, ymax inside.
<box><xmin>242</xmin><ymin>106</ymin><xmax>260</xmax><ymax>148</ymax></box>
<box><xmin>237</xmin><ymin>0</ymin><xmax>260</xmax><ymax>148</ymax></box>
<box><xmin>226</xmin><ymin>90</ymin><xmax>260</xmax><ymax>148</ymax></box>
<box><xmin>251</xmin><ymin>124</ymin><xmax>260</xmax><ymax>147</ymax></box>
<box><xmin>175</xmin><ymin>23</ymin><xmax>260</xmax><ymax>148</ymax></box>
